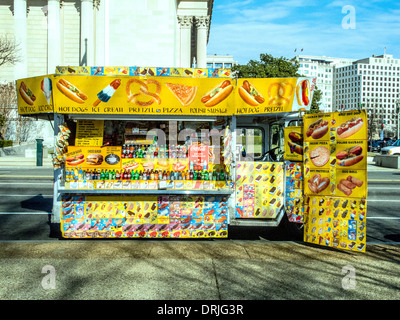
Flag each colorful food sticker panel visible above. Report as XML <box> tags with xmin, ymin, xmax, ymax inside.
<box><xmin>61</xmin><ymin>195</ymin><xmax>228</xmax><ymax>239</ymax></box>
<box><xmin>285</xmin><ymin>162</ymin><xmax>304</xmax><ymax>223</ymax></box>
<box><xmin>235</xmin><ymin>162</ymin><xmax>284</xmax><ymax>218</ymax></box>
<box><xmin>303</xmin><ymin>196</ymin><xmax>366</xmax><ymax>252</ymax></box>
<box><xmin>55</xmin><ymin>66</ymin><xmax>232</xmax><ymax>78</ymax></box>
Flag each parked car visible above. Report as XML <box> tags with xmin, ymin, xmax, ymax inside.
<box><xmin>368</xmin><ymin>140</ymin><xmax>381</xmax><ymax>152</ymax></box>
<box><xmin>380</xmin><ymin>139</ymin><xmax>400</xmax><ymax>155</ymax></box>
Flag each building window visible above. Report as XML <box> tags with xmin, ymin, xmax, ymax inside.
<box><xmin>224</xmin><ymin>63</ymin><xmax>232</xmax><ymax>69</ymax></box>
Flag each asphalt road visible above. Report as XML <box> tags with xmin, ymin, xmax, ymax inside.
<box><xmin>0</xmin><ymin>166</ymin><xmax>399</xmax><ymax>243</ymax></box>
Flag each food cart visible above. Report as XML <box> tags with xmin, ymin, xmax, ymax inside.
<box><xmin>16</xmin><ymin>66</ymin><xmax>368</xmax><ymax>252</ymax></box>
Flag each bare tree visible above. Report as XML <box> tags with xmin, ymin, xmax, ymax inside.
<box><xmin>0</xmin><ymin>35</ymin><xmax>20</xmax><ymax>67</ymax></box>
<box><xmin>0</xmin><ymin>82</ymin><xmax>18</xmax><ymax>140</ymax></box>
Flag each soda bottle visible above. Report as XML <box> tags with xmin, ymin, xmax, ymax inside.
<box><xmin>115</xmin><ymin>170</ymin><xmax>120</xmax><ymax>180</ymax></box>
<box><xmin>65</xmin><ymin>168</ymin><xmax>70</xmax><ymax>181</ymax></box>
<box><xmin>162</xmin><ymin>170</ymin><xmax>167</xmax><ymax>180</ymax></box>
<box><xmin>193</xmin><ymin>170</ymin><xmax>198</xmax><ymax>180</ymax></box>
<box><xmin>133</xmin><ymin>148</ymin><xmax>137</xmax><ymax>159</ymax></box>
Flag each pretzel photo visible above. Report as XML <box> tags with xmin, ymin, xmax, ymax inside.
<box><xmin>126</xmin><ymin>78</ymin><xmax>161</xmax><ymax>106</ymax></box>
<box><xmin>267</xmin><ymin>82</ymin><xmax>294</xmax><ymax>106</ymax></box>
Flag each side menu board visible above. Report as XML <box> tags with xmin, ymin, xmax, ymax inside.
<box><xmin>76</xmin><ymin>120</ymin><xmax>104</xmax><ymax>146</ymax></box>
<box><xmin>303</xmin><ymin>110</ymin><xmax>368</xmax><ymax>252</ymax></box>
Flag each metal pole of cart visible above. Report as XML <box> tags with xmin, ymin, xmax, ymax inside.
<box><xmin>52</xmin><ymin>113</ymin><xmax>64</xmax><ymax>224</ymax></box>
<box><xmin>228</xmin><ymin>115</ymin><xmax>237</xmax><ymax>224</ymax></box>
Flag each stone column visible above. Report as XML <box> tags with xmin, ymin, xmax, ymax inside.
<box><xmin>80</xmin><ymin>0</ymin><xmax>94</xmax><ymax>66</ymax></box>
<box><xmin>194</xmin><ymin>16</ymin><xmax>209</xmax><ymax>69</ymax></box>
<box><xmin>178</xmin><ymin>15</ymin><xmax>193</xmax><ymax>68</ymax></box>
<box><xmin>47</xmin><ymin>0</ymin><xmax>61</xmax><ymax>74</ymax></box>
<box><xmin>13</xmin><ymin>0</ymin><xmax>28</xmax><ymax>79</ymax></box>
<box><xmin>94</xmin><ymin>0</ymin><xmax>105</xmax><ymax>65</ymax></box>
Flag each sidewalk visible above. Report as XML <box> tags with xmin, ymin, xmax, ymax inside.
<box><xmin>0</xmin><ymin>155</ymin><xmax>52</xmax><ymax>168</ymax></box>
<box><xmin>0</xmin><ymin>240</ymin><xmax>399</xmax><ymax>300</ymax></box>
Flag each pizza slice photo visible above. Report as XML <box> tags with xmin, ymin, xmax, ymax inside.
<box><xmin>165</xmin><ymin>82</ymin><xmax>198</xmax><ymax>107</ymax></box>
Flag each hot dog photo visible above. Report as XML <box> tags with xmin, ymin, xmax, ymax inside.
<box><xmin>238</xmin><ymin>80</ymin><xmax>265</xmax><ymax>106</ymax></box>
<box><xmin>56</xmin><ymin>78</ymin><xmax>88</xmax><ymax>104</ymax></box>
<box><xmin>19</xmin><ymin>81</ymin><xmax>37</xmax><ymax>105</ymax></box>
<box><xmin>295</xmin><ymin>79</ymin><xmax>311</xmax><ymax>107</ymax></box>
<box><xmin>332</xmin><ymin>110</ymin><xmax>367</xmax><ymax>140</ymax></box>
<box><xmin>284</xmin><ymin>127</ymin><xmax>303</xmax><ymax>161</ymax></box>
<box><xmin>335</xmin><ymin>140</ymin><xmax>367</xmax><ymax>169</ymax></box>
<box><xmin>304</xmin><ymin>113</ymin><xmax>331</xmax><ymax>141</ymax></box>
<box><xmin>201</xmin><ymin>80</ymin><xmax>233</xmax><ymax>107</ymax></box>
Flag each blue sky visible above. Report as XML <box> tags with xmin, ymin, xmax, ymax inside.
<box><xmin>207</xmin><ymin>0</ymin><xmax>400</xmax><ymax>64</ymax></box>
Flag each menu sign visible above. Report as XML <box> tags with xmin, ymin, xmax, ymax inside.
<box><xmin>65</xmin><ymin>146</ymin><xmax>121</xmax><ymax>170</ymax></box>
<box><xmin>76</xmin><ymin>120</ymin><xmax>104</xmax><ymax>146</ymax></box>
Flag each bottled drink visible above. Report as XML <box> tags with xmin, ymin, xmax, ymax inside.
<box><xmin>100</xmin><ymin>169</ymin><xmax>105</xmax><ymax>180</ymax></box>
<box><xmin>154</xmin><ymin>146</ymin><xmax>158</xmax><ymax>158</ymax></box>
<box><xmin>171</xmin><ymin>145</ymin><xmax>177</xmax><ymax>158</ymax></box>
<box><xmin>115</xmin><ymin>170</ymin><xmax>120</xmax><ymax>180</ymax></box>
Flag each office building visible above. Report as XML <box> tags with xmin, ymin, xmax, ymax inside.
<box><xmin>296</xmin><ymin>55</ymin><xmax>356</xmax><ymax>112</ymax></box>
<box><xmin>334</xmin><ymin>54</ymin><xmax>400</xmax><ymax>136</ymax></box>
<box><xmin>206</xmin><ymin>54</ymin><xmax>237</xmax><ymax>69</ymax></box>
